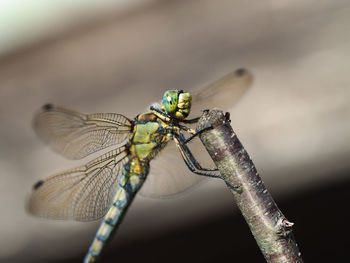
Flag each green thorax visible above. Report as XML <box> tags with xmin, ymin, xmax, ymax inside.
<box><xmin>130</xmin><ymin>112</ymin><xmax>171</xmax><ymax>161</ymax></box>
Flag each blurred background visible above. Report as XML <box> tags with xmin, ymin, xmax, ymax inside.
<box><xmin>1</xmin><ymin>0</ymin><xmax>349</xmax><ymax>262</ymax></box>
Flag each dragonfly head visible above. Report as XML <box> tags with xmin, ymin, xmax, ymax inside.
<box><xmin>161</xmin><ymin>90</ymin><xmax>191</xmax><ymax>120</ymax></box>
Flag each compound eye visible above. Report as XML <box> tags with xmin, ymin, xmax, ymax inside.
<box><xmin>162</xmin><ymin>90</ymin><xmax>179</xmax><ymax>114</ymax></box>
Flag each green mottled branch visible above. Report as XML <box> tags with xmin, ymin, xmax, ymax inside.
<box><xmin>197</xmin><ymin>109</ymin><xmax>303</xmax><ymax>263</ymax></box>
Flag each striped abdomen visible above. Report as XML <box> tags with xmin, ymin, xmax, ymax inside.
<box><xmin>84</xmin><ymin>157</ymin><xmax>149</xmax><ymax>263</ymax></box>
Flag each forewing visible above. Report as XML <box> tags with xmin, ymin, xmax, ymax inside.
<box><xmin>140</xmin><ymin>69</ymin><xmax>253</xmax><ymax>198</ymax></box>
<box><xmin>190</xmin><ymin>68</ymin><xmax>253</xmax><ymax>117</ymax></box>
<box><xmin>27</xmin><ymin>146</ymin><xmax>129</xmax><ymax>221</ymax></box>
<box><xmin>33</xmin><ymin>104</ymin><xmax>132</xmax><ymax>159</ymax></box>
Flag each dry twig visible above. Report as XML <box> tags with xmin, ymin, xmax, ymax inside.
<box><xmin>197</xmin><ymin>109</ymin><xmax>303</xmax><ymax>263</ymax></box>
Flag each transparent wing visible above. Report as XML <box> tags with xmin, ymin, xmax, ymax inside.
<box><xmin>27</xmin><ymin>146</ymin><xmax>129</xmax><ymax>221</ymax></box>
<box><xmin>33</xmin><ymin>104</ymin><xmax>132</xmax><ymax>159</ymax></box>
<box><xmin>140</xmin><ymin>68</ymin><xmax>253</xmax><ymax>197</ymax></box>
<box><xmin>140</xmin><ymin>141</ymin><xmax>199</xmax><ymax>197</ymax></box>
<box><xmin>190</xmin><ymin>68</ymin><xmax>253</xmax><ymax>117</ymax></box>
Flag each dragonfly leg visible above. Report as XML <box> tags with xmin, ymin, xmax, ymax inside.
<box><xmin>181</xmin><ymin>155</ymin><xmax>222</xmax><ymax>178</ymax></box>
<box><xmin>179</xmin><ymin>124</ymin><xmax>213</xmax><ymax>144</ymax></box>
<box><xmin>181</xmin><ymin>116</ymin><xmax>200</xmax><ymax>124</ymax></box>
<box><xmin>179</xmin><ymin>134</ymin><xmax>219</xmax><ymax>172</ymax></box>
<box><xmin>175</xmin><ymin>137</ymin><xmax>242</xmax><ymax>190</ymax></box>
<box><xmin>178</xmin><ymin>132</ymin><xmax>219</xmax><ymax>172</ymax></box>
<box><xmin>174</xmin><ymin>137</ymin><xmax>219</xmax><ymax>175</ymax></box>
<box><xmin>181</xmin><ymin>138</ymin><xmax>218</xmax><ymax>172</ymax></box>
<box><xmin>181</xmin><ymin>109</ymin><xmax>210</xmax><ymax>124</ymax></box>
<box><xmin>150</xmin><ymin>106</ymin><xmax>172</xmax><ymax>119</ymax></box>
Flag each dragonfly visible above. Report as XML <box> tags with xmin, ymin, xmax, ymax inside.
<box><xmin>27</xmin><ymin>68</ymin><xmax>252</xmax><ymax>263</ymax></box>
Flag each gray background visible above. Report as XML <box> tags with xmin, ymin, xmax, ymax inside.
<box><xmin>1</xmin><ymin>0</ymin><xmax>349</xmax><ymax>262</ymax></box>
